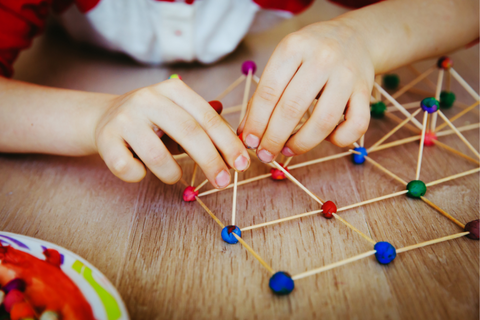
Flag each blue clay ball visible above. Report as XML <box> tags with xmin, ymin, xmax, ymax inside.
<box><xmin>221</xmin><ymin>226</ymin><xmax>241</xmax><ymax>244</ymax></box>
<box><xmin>374</xmin><ymin>242</ymin><xmax>397</xmax><ymax>264</ymax></box>
<box><xmin>352</xmin><ymin>147</ymin><xmax>368</xmax><ymax>164</ymax></box>
<box><xmin>420</xmin><ymin>97</ymin><xmax>439</xmax><ymax>114</ymax></box>
<box><xmin>269</xmin><ymin>271</ymin><xmax>294</xmax><ymax>295</ymax></box>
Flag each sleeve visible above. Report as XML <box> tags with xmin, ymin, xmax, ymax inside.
<box><xmin>252</xmin><ymin>0</ymin><xmax>314</xmax><ymax>14</ymax></box>
<box><xmin>0</xmin><ymin>0</ymin><xmax>53</xmax><ymax>77</ymax></box>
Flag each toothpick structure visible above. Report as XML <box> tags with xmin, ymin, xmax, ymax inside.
<box><xmin>178</xmin><ymin>57</ymin><xmax>479</xmax><ymax>295</ymax></box>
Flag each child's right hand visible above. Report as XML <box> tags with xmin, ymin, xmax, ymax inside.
<box><xmin>94</xmin><ymin>78</ymin><xmax>250</xmax><ymax>188</ymax></box>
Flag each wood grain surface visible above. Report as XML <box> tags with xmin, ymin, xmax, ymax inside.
<box><xmin>1</xmin><ymin>2</ymin><xmax>479</xmax><ymax>319</ymax></box>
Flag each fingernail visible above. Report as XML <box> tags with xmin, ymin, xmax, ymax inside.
<box><xmin>234</xmin><ymin>155</ymin><xmax>249</xmax><ymax>171</ymax></box>
<box><xmin>257</xmin><ymin>149</ymin><xmax>274</xmax><ymax>163</ymax></box>
<box><xmin>215</xmin><ymin>170</ymin><xmax>230</xmax><ymax>188</ymax></box>
<box><xmin>282</xmin><ymin>147</ymin><xmax>295</xmax><ymax>157</ymax></box>
<box><xmin>245</xmin><ymin>134</ymin><xmax>260</xmax><ymax>149</ymax></box>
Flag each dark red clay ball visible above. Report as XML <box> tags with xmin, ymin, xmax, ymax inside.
<box><xmin>437</xmin><ymin>56</ymin><xmax>453</xmax><ymax>70</ymax></box>
<box><xmin>183</xmin><ymin>186</ymin><xmax>199</xmax><ymax>202</ymax></box>
<box><xmin>270</xmin><ymin>164</ymin><xmax>289</xmax><ymax>180</ymax></box>
<box><xmin>321</xmin><ymin>201</ymin><xmax>337</xmax><ymax>219</ymax></box>
<box><xmin>208</xmin><ymin>100</ymin><xmax>223</xmax><ymax>114</ymax></box>
<box><xmin>465</xmin><ymin>219</ymin><xmax>479</xmax><ymax>240</ymax></box>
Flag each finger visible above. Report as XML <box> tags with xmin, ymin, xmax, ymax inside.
<box><xmin>145</xmin><ymin>95</ymin><xmax>232</xmax><ymax>188</ymax></box>
<box><xmin>327</xmin><ymin>87</ymin><xmax>370</xmax><ymax>147</ymax></box>
<box><xmin>97</xmin><ymin>134</ymin><xmax>147</xmax><ymax>183</ymax></box>
<box><xmin>123</xmin><ymin>125</ymin><xmax>183</xmax><ymax>184</ymax></box>
<box><xmin>282</xmin><ymin>74</ymin><xmax>353</xmax><ymax>156</ymax></box>
<box><xmin>154</xmin><ymin>79</ymin><xmax>250</xmax><ymax>172</ymax></box>
<box><xmin>241</xmin><ymin>38</ymin><xmax>303</xmax><ymax>149</ymax></box>
<box><xmin>256</xmin><ymin>65</ymin><xmax>329</xmax><ymax>162</ymax></box>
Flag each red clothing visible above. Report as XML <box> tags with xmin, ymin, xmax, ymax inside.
<box><xmin>0</xmin><ymin>0</ymin><xmax>377</xmax><ymax>78</ymax></box>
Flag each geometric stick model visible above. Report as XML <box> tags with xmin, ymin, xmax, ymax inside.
<box><xmin>178</xmin><ymin>57</ymin><xmax>479</xmax><ymax>295</ymax></box>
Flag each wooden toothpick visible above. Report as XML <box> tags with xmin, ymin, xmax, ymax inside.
<box><xmin>415</xmin><ymin>111</ymin><xmax>429</xmax><ymax>180</ymax></box>
<box><xmin>426</xmin><ymin>167</ymin><xmax>480</xmax><ymax>187</ymax></box>
<box><xmin>232</xmin><ymin>171</ymin><xmax>238</xmax><ymax>226</ymax></box>
<box><xmin>385</xmin><ymin>101</ymin><xmax>420</xmax><ymax>113</ymax></box>
<box><xmin>429</xmin><ymin>69</ymin><xmax>444</xmax><ymax>131</ymax></box>
<box><xmin>198</xmin><ymin>173</ymin><xmax>272</xmax><ymax>197</ymax></box>
<box><xmin>449</xmin><ymin>68</ymin><xmax>480</xmax><ymax>100</ymax></box>
<box><xmin>283</xmin><ymin>156</ymin><xmax>293</xmax><ymax>168</ymax></box>
<box><xmin>240</xmin><ymin>69</ymin><xmax>253</xmax><ymax>124</ymax></box>
<box><xmin>391</xmin><ymin>66</ymin><xmax>436</xmax><ymax>100</ymax></box>
<box><xmin>337</xmin><ymin>190</ymin><xmax>408</xmax><ymax>212</ymax></box>
<box><xmin>374</xmin><ymin>83</ymin><xmax>424</xmax><ymax>130</ymax></box>
<box><xmin>291</xmin><ymin>250</ymin><xmax>377</xmax><ymax>281</ymax></box>
<box><xmin>215</xmin><ymin>75</ymin><xmax>246</xmax><ymax>101</ymax></box>
<box><xmin>195</xmin><ymin>196</ymin><xmax>225</xmax><ymax>229</ymax></box>
<box><xmin>241</xmin><ymin>209</ymin><xmax>323</xmax><ymax>232</ymax></box>
<box><xmin>432</xmin><ymin>140</ymin><xmax>480</xmax><ymax>165</ymax></box>
<box><xmin>420</xmin><ymin>196</ymin><xmax>465</xmax><ymax>229</ymax></box>
<box><xmin>437</xmin><ymin>110</ymin><xmax>480</xmax><ymax>159</ymax></box>
<box><xmin>332</xmin><ymin>213</ymin><xmax>376</xmax><ymax>245</ymax></box>
<box><xmin>232</xmin><ymin>233</ymin><xmax>275</xmax><ymax>274</ymax></box>
<box><xmin>364</xmin><ymin>156</ymin><xmax>407</xmax><ymax>185</ymax></box>
<box><xmin>272</xmin><ymin>161</ymin><xmax>324</xmax><ymax>205</ymax></box>
<box><xmin>434</xmin><ymin>101</ymin><xmax>479</xmax><ymax>132</ymax></box>
<box><xmin>368</xmin><ymin>108</ymin><xmax>422</xmax><ymax>152</ymax></box>
<box><xmin>190</xmin><ymin>163</ymin><xmax>198</xmax><ymax>186</ymax></box>
<box><xmin>407</xmin><ymin>65</ymin><xmax>437</xmax><ymax>90</ymax></box>
<box><xmin>396</xmin><ymin>232</ymin><xmax>469</xmax><ymax>254</ymax></box>
<box><xmin>194</xmin><ymin>178</ymin><xmax>209</xmax><ymax>192</ymax></box>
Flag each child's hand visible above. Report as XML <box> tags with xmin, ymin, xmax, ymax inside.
<box><xmin>95</xmin><ymin>79</ymin><xmax>250</xmax><ymax>187</ymax></box>
<box><xmin>238</xmin><ymin>21</ymin><xmax>374</xmax><ymax>162</ymax></box>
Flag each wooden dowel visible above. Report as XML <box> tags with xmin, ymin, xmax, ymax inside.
<box><xmin>368</xmin><ymin>108</ymin><xmax>422</xmax><ymax>152</ymax></box>
<box><xmin>449</xmin><ymin>68</ymin><xmax>480</xmax><ymax>100</ymax></box>
<box><xmin>338</xmin><ymin>190</ymin><xmax>408</xmax><ymax>212</ymax></box>
<box><xmin>241</xmin><ymin>209</ymin><xmax>323</xmax><ymax>232</ymax></box>
<box><xmin>291</xmin><ymin>250</ymin><xmax>377</xmax><ymax>281</ymax></box>
<box><xmin>252</xmin><ymin>74</ymin><xmax>260</xmax><ymax>84</ymax></box>
<box><xmin>221</xmin><ymin>104</ymin><xmax>243</xmax><ymax>115</ymax></box>
<box><xmin>396</xmin><ymin>232</ymin><xmax>469</xmax><ymax>254</ymax></box>
<box><xmin>432</xmin><ymin>140</ymin><xmax>480</xmax><ymax>165</ymax></box>
<box><xmin>437</xmin><ymin>110</ymin><xmax>480</xmax><ymax>159</ymax></box>
<box><xmin>391</xmin><ymin>66</ymin><xmax>436</xmax><ymax>100</ymax></box>
<box><xmin>374</xmin><ymin>83</ymin><xmax>424</xmax><ymax>130</ymax></box>
<box><xmin>240</xmin><ymin>70</ymin><xmax>253</xmax><ymax>124</ymax></box>
<box><xmin>232</xmin><ymin>171</ymin><xmax>238</xmax><ymax>225</ymax></box>
<box><xmin>436</xmin><ymin>123</ymin><xmax>480</xmax><ymax>137</ymax></box>
<box><xmin>454</xmin><ymin>100</ymin><xmax>479</xmax><ymax>116</ymax></box>
<box><xmin>430</xmin><ymin>69</ymin><xmax>444</xmax><ymax>131</ymax></box>
<box><xmin>195</xmin><ymin>196</ymin><xmax>225</xmax><ymax>229</ymax></box>
<box><xmin>215</xmin><ymin>75</ymin><xmax>246</xmax><ymax>101</ymax></box>
<box><xmin>284</xmin><ymin>156</ymin><xmax>293</xmax><ymax>168</ymax></box>
<box><xmin>426</xmin><ymin>167</ymin><xmax>480</xmax><ymax>187</ymax></box>
<box><xmin>385</xmin><ymin>101</ymin><xmax>421</xmax><ymax>113</ymax></box>
<box><xmin>198</xmin><ymin>173</ymin><xmax>272</xmax><ymax>197</ymax></box>
<box><xmin>415</xmin><ymin>111</ymin><xmax>429</xmax><ymax>180</ymax></box>
<box><xmin>288</xmin><ymin>151</ymin><xmax>353</xmax><ymax>170</ymax></box>
<box><xmin>173</xmin><ymin>153</ymin><xmax>190</xmax><ymax>160</ymax></box>
<box><xmin>272</xmin><ymin>161</ymin><xmax>324</xmax><ymax>205</ymax></box>
<box><xmin>191</xmin><ymin>163</ymin><xmax>198</xmax><ymax>186</ymax></box>
<box><xmin>332</xmin><ymin>213</ymin><xmax>376</xmax><ymax>245</ymax></box>
<box><xmin>407</xmin><ymin>65</ymin><xmax>437</xmax><ymax>90</ymax></box>
<box><xmin>359</xmin><ymin>135</ymin><xmax>365</xmax><ymax>147</ymax></box>
<box><xmin>232</xmin><ymin>233</ymin><xmax>275</xmax><ymax>274</ymax></box>
<box><xmin>420</xmin><ymin>196</ymin><xmax>465</xmax><ymax>228</ymax></box>
<box><xmin>434</xmin><ymin>101</ymin><xmax>480</xmax><ymax>132</ymax></box>
<box><xmin>364</xmin><ymin>156</ymin><xmax>407</xmax><ymax>185</ymax></box>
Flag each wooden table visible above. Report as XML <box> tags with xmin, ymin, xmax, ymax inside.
<box><xmin>1</xmin><ymin>2</ymin><xmax>479</xmax><ymax>319</ymax></box>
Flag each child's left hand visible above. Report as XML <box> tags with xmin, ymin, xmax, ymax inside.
<box><xmin>238</xmin><ymin>20</ymin><xmax>374</xmax><ymax>162</ymax></box>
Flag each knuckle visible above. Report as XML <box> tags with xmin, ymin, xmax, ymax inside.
<box><xmin>257</xmin><ymin>85</ymin><xmax>278</xmax><ymax>103</ymax></box>
<box><xmin>131</xmin><ymin>87</ymin><xmax>157</xmax><ymax>103</ymax></box>
<box><xmin>202</xmin><ymin>153</ymin><xmax>221</xmax><ymax>171</ymax></box>
<box><xmin>313</xmin><ymin>112</ymin><xmax>339</xmax><ymax>130</ymax></box>
<box><xmin>263</xmin><ymin>134</ymin><xmax>285</xmax><ymax>149</ymax></box>
<box><xmin>351</xmin><ymin>116</ymin><xmax>370</xmax><ymax>135</ymax></box>
<box><xmin>145</xmin><ymin>147</ymin><xmax>170</xmax><ymax>167</ymax></box>
<box><xmin>281</xmin><ymin>98</ymin><xmax>305</xmax><ymax>119</ymax></box>
<box><xmin>180</xmin><ymin>119</ymin><xmax>200</xmax><ymax>137</ymax></box>
<box><xmin>291</xmin><ymin>140</ymin><xmax>311</xmax><ymax>155</ymax></box>
<box><xmin>282</xmin><ymin>33</ymin><xmax>303</xmax><ymax>50</ymax></box>
<box><xmin>202</xmin><ymin>111</ymin><xmax>223</xmax><ymax>131</ymax></box>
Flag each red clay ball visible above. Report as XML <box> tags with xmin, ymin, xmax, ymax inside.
<box><xmin>183</xmin><ymin>186</ymin><xmax>199</xmax><ymax>202</ymax></box>
<box><xmin>208</xmin><ymin>100</ymin><xmax>223</xmax><ymax>114</ymax></box>
<box><xmin>270</xmin><ymin>164</ymin><xmax>289</xmax><ymax>180</ymax></box>
<box><xmin>437</xmin><ymin>56</ymin><xmax>453</xmax><ymax>70</ymax></box>
<box><xmin>322</xmin><ymin>201</ymin><xmax>337</xmax><ymax>219</ymax></box>
<box><xmin>423</xmin><ymin>131</ymin><xmax>437</xmax><ymax>147</ymax></box>
<box><xmin>3</xmin><ymin>289</ymin><xmax>25</xmax><ymax>313</ymax></box>
<box><xmin>465</xmin><ymin>219</ymin><xmax>479</xmax><ymax>240</ymax></box>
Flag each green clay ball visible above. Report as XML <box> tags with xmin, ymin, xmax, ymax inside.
<box><xmin>383</xmin><ymin>74</ymin><xmax>400</xmax><ymax>90</ymax></box>
<box><xmin>370</xmin><ymin>101</ymin><xmax>387</xmax><ymax>119</ymax></box>
<box><xmin>406</xmin><ymin>180</ymin><xmax>427</xmax><ymax>198</ymax></box>
<box><xmin>439</xmin><ymin>91</ymin><xmax>456</xmax><ymax>109</ymax></box>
